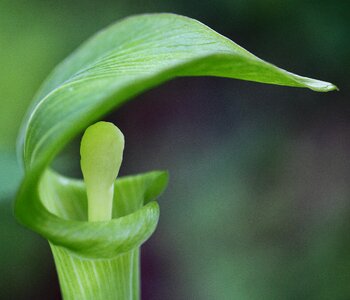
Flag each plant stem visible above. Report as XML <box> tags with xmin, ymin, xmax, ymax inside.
<box><xmin>51</xmin><ymin>244</ymin><xmax>140</xmax><ymax>300</ymax></box>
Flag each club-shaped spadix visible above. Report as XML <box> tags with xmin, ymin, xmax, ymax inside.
<box><xmin>80</xmin><ymin>121</ymin><xmax>124</xmax><ymax>222</ymax></box>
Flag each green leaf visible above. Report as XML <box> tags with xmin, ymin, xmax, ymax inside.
<box><xmin>37</xmin><ymin>170</ymin><xmax>167</xmax><ymax>258</ymax></box>
<box><xmin>15</xmin><ymin>13</ymin><xmax>336</xmax><ymax>258</ymax></box>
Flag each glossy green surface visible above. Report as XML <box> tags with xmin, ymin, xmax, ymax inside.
<box><xmin>14</xmin><ymin>13</ymin><xmax>336</xmax><ymax>299</ymax></box>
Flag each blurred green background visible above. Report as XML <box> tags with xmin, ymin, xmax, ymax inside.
<box><xmin>0</xmin><ymin>0</ymin><xmax>349</xmax><ymax>299</ymax></box>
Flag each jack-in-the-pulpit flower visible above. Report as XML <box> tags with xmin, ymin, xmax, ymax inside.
<box><xmin>15</xmin><ymin>13</ymin><xmax>336</xmax><ymax>300</ymax></box>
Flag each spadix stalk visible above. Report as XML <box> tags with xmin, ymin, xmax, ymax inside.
<box><xmin>80</xmin><ymin>121</ymin><xmax>124</xmax><ymax>221</ymax></box>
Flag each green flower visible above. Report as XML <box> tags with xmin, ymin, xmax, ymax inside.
<box><xmin>15</xmin><ymin>13</ymin><xmax>336</xmax><ymax>299</ymax></box>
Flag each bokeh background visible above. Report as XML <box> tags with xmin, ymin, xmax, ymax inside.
<box><xmin>0</xmin><ymin>0</ymin><xmax>349</xmax><ymax>299</ymax></box>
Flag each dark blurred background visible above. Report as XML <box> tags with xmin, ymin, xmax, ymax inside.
<box><xmin>0</xmin><ymin>0</ymin><xmax>349</xmax><ymax>299</ymax></box>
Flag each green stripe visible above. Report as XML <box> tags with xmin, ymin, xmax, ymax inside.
<box><xmin>51</xmin><ymin>244</ymin><xmax>140</xmax><ymax>300</ymax></box>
